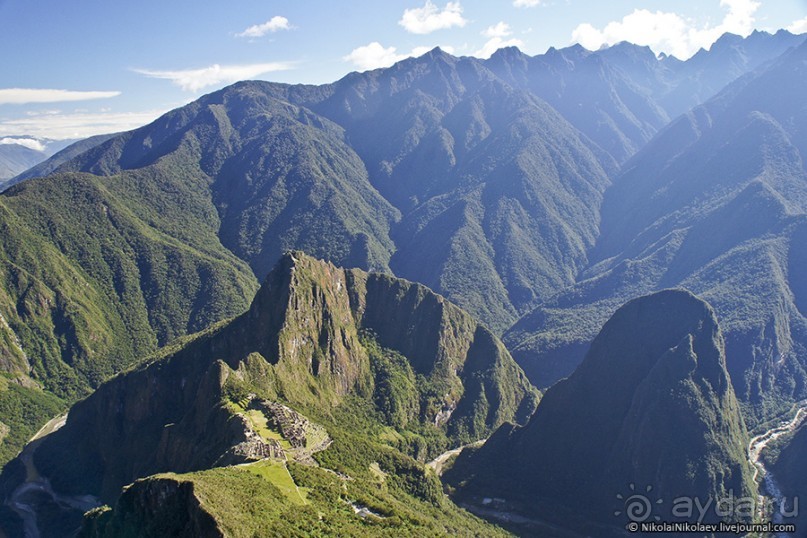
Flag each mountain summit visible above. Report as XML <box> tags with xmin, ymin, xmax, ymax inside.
<box><xmin>448</xmin><ymin>290</ymin><xmax>754</xmax><ymax>535</ymax></box>
<box><xmin>3</xmin><ymin>252</ymin><xmax>537</xmax><ymax>536</ymax></box>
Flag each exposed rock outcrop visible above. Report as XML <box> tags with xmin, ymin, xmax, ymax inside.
<box><xmin>5</xmin><ymin>252</ymin><xmax>537</xmax><ymax>536</ymax></box>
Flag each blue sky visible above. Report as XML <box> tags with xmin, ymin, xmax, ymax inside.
<box><xmin>0</xmin><ymin>0</ymin><xmax>805</xmax><ymax>141</ymax></box>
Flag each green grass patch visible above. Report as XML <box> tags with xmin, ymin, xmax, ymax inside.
<box><xmin>243</xmin><ymin>410</ymin><xmax>292</xmax><ymax>450</ymax></box>
<box><xmin>240</xmin><ymin>460</ymin><xmax>307</xmax><ymax>505</ymax></box>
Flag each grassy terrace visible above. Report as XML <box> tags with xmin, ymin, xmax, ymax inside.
<box><xmin>240</xmin><ymin>460</ymin><xmax>308</xmax><ymax>505</ymax></box>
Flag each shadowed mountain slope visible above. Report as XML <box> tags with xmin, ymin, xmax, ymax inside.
<box><xmin>449</xmin><ymin>290</ymin><xmax>754</xmax><ymax>536</ymax></box>
<box><xmin>507</xmin><ymin>38</ymin><xmax>807</xmax><ymax>424</ymax></box>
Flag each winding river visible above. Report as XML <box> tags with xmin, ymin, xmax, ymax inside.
<box><xmin>748</xmin><ymin>401</ymin><xmax>807</xmax><ymax>537</ymax></box>
<box><xmin>426</xmin><ymin>438</ymin><xmax>486</xmax><ymax>476</ymax></box>
<box><xmin>4</xmin><ymin>414</ymin><xmax>100</xmax><ymax>538</ymax></box>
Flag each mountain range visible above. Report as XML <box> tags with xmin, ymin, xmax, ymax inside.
<box><xmin>0</xmin><ymin>28</ymin><xmax>804</xmax><ymax>537</ymax></box>
<box><xmin>0</xmin><ymin>138</ymin><xmax>77</xmax><ymax>188</ymax></box>
<box><xmin>507</xmin><ymin>34</ymin><xmax>807</xmax><ymax>427</ymax></box>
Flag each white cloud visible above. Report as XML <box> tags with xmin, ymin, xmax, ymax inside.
<box><xmin>475</xmin><ymin>22</ymin><xmax>523</xmax><ymax>58</ymax></box>
<box><xmin>513</xmin><ymin>0</ymin><xmax>541</xmax><ymax>7</ymax></box>
<box><xmin>0</xmin><ymin>109</ymin><xmax>168</xmax><ymax>140</ymax></box>
<box><xmin>132</xmin><ymin>62</ymin><xmax>292</xmax><ymax>92</ymax></box>
<box><xmin>237</xmin><ymin>16</ymin><xmax>292</xmax><ymax>38</ymax></box>
<box><xmin>0</xmin><ymin>137</ymin><xmax>46</xmax><ymax>151</ymax></box>
<box><xmin>788</xmin><ymin>16</ymin><xmax>807</xmax><ymax>34</ymax></box>
<box><xmin>475</xmin><ymin>37</ymin><xmax>524</xmax><ymax>59</ymax></box>
<box><xmin>0</xmin><ymin>89</ymin><xmax>121</xmax><ymax>105</ymax></box>
<box><xmin>571</xmin><ymin>0</ymin><xmax>761</xmax><ymax>60</ymax></box>
<box><xmin>399</xmin><ymin>1</ymin><xmax>467</xmax><ymax>34</ymax></box>
<box><xmin>484</xmin><ymin>22</ymin><xmax>513</xmax><ymax>38</ymax></box>
<box><xmin>343</xmin><ymin>42</ymin><xmax>406</xmax><ymax>70</ymax></box>
<box><xmin>343</xmin><ymin>42</ymin><xmax>458</xmax><ymax>71</ymax></box>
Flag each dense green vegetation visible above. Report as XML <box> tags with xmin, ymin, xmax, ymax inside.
<box><xmin>80</xmin><ymin>385</ymin><xmax>514</xmax><ymax>537</ymax></box>
<box><xmin>14</xmin><ymin>253</ymin><xmax>536</xmax><ymax>536</ymax></box>
<box><xmin>0</xmin><ymin>30</ymin><xmax>804</xmax><ymax>536</ymax></box>
<box><xmin>0</xmin><ymin>375</ymin><xmax>63</xmax><ymax>464</ymax></box>
<box><xmin>0</xmin><ymin>32</ymin><xmax>798</xmax><ymax>470</ymax></box>
<box><xmin>366</xmin><ymin>336</ymin><xmax>420</xmax><ymax>431</ymax></box>
<box><xmin>81</xmin><ymin>429</ymin><xmax>510</xmax><ymax>538</ymax></box>
<box><xmin>507</xmin><ymin>39</ymin><xmax>807</xmax><ymax>428</ymax></box>
<box><xmin>0</xmin><ymin>164</ymin><xmax>258</xmax><ymax>463</ymax></box>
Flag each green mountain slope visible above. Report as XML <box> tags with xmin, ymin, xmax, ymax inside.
<box><xmin>0</xmin><ymin>144</ymin><xmax>44</xmax><ymax>184</ymax></box>
<box><xmin>384</xmin><ymin>79</ymin><xmax>611</xmax><ymax>328</ymax></box>
<box><xmin>507</xmin><ymin>39</ymin><xmax>807</xmax><ymax>425</ymax></box>
<box><xmin>3</xmin><ymin>253</ymin><xmax>537</xmax><ymax>536</ymax></box>
<box><xmin>78</xmin><ymin>463</ymin><xmax>511</xmax><ymax>538</ymax></box>
<box><xmin>448</xmin><ymin>290</ymin><xmax>754</xmax><ymax>536</ymax></box>
<box><xmin>0</xmin><ymin>167</ymin><xmax>259</xmax><ymax>464</ymax></box>
<box><xmin>0</xmin><ymin>168</ymin><xmax>259</xmax><ymax>393</ymax></box>
<box><xmin>53</xmin><ymin>53</ymin><xmax>612</xmax><ymax>332</ymax></box>
<box><xmin>55</xmin><ymin>86</ymin><xmax>400</xmax><ymax>278</ymax></box>
<box><xmin>31</xmin><ymin>32</ymin><xmax>793</xmax><ymax>338</ymax></box>
<box><xmin>0</xmin><ymin>84</ymin><xmax>400</xmax><ymax>463</ymax></box>
<box><xmin>0</xmin><ymin>31</ymin><xmax>798</xmax><ymax>470</ymax></box>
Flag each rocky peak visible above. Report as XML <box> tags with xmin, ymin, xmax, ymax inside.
<box><xmin>18</xmin><ymin>252</ymin><xmax>537</xmax><ymax>535</ymax></box>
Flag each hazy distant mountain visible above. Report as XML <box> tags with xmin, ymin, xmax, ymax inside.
<box><xmin>507</xmin><ymin>37</ymin><xmax>807</xmax><ymax>425</ymax></box>
<box><xmin>449</xmin><ymin>290</ymin><xmax>754</xmax><ymax>536</ymax></box>
<box><xmin>486</xmin><ymin>43</ymin><xmax>670</xmax><ymax>164</ymax></box>
<box><xmin>0</xmin><ymin>137</ymin><xmax>78</xmax><ymax>186</ymax></box>
<box><xmin>485</xmin><ymin>30</ymin><xmax>804</xmax><ymax>164</ymax></box>
<box><xmin>5</xmin><ymin>253</ymin><xmax>537</xmax><ymax>536</ymax></box>
<box><xmin>7</xmin><ymin>133</ymin><xmax>118</xmax><ymax>187</ymax></box>
<box><xmin>659</xmin><ymin>29</ymin><xmax>806</xmax><ymax>116</ymax></box>
<box><xmin>0</xmin><ymin>144</ymin><xmax>44</xmax><ymax>184</ymax></box>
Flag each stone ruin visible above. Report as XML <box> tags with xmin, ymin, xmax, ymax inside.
<box><xmin>255</xmin><ymin>400</ymin><xmax>309</xmax><ymax>449</ymax></box>
<box><xmin>217</xmin><ymin>415</ymin><xmax>287</xmax><ymax>465</ymax></box>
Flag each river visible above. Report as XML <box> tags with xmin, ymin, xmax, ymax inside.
<box><xmin>4</xmin><ymin>414</ymin><xmax>100</xmax><ymax>538</ymax></box>
<box><xmin>748</xmin><ymin>400</ymin><xmax>807</xmax><ymax>537</ymax></box>
<box><xmin>426</xmin><ymin>438</ymin><xmax>486</xmax><ymax>476</ymax></box>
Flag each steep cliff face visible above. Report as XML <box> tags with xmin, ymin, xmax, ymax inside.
<box><xmin>19</xmin><ymin>252</ymin><xmax>537</xmax><ymax>533</ymax></box>
<box><xmin>448</xmin><ymin>290</ymin><xmax>753</xmax><ymax>535</ymax></box>
<box><xmin>78</xmin><ymin>477</ymin><xmax>223</xmax><ymax>538</ymax></box>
